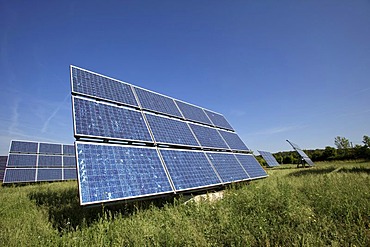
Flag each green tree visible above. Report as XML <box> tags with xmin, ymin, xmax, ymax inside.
<box><xmin>334</xmin><ymin>136</ymin><xmax>350</xmax><ymax>149</ymax></box>
<box><xmin>363</xmin><ymin>135</ymin><xmax>370</xmax><ymax>148</ymax></box>
<box><xmin>322</xmin><ymin>146</ymin><xmax>336</xmax><ymax>160</ymax></box>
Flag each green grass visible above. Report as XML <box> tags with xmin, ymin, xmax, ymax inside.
<box><xmin>1</xmin><ymin>161</ymin><xmax>369</xmax><ymax>246</ymax></box>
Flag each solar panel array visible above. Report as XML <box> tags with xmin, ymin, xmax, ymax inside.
<box><xmin>258</xmin><ymin>150</ymin><xmax>280</xmax><ymax>167</ymax></box>
<box><xmin>71</xmin><ymin>66</ymin><xmax>267</xmax><ymax>205</ymax></box>
<box><xmin>3</xmin><ymin>140</ymin><xmax>77</xmax><ymax>183</ymax></box>
<box><xmin>286</xmin><ymin>140</ymin><xmax>315</xmax><ymax>166</ymax></box>
<box><xmin>0</xmin><ymin>156</ymin><xmax>7</xmax><ymax>181</ymax></box>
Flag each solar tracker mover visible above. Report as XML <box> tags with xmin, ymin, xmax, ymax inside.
<box><xmin>258</xmin><ymin>150</ymin><xmax>280</xmax><ymax>167</ymax></box>
<box><xmin>286</xmin><ymin>140</ymin><xmax>315</xmax><ymax>166</ymax></box>
<box><xmin>70</xmin><ymin>65</ymin><xmax>267</xmax><ymax>205</ymax></box>
<box><xmin>3</xmin><ymin>140</ymin><xmax>77</xmax><ymax>184</ymax></box>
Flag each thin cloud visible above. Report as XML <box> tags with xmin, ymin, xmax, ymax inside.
<box><xmin>248</xmin><ymin>124</ymin><xmax>308</xmax><ymax>136</ymax></box>
<box><xmin>41</xmin><ymin>94</ymin><xmax>70</xmax><ymax>133</ymax></box>
<box><xmin>8</xmin><ymin>97</ymin><xmax>20</xmax><ymax>135</ymax></box>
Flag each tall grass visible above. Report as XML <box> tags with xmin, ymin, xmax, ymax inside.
<box><xmin>1</xmin><ymin>161</ymin><xmax>369</xmax><ymax>246</ymax></box>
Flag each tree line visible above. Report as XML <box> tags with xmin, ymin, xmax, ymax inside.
<box><xmin>269</xmin><ymin>135</ymin><xmax>370</xmax><ymax>165</ymax></box>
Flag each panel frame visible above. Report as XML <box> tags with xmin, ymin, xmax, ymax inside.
<box><xmin>234</xmin><ymin>153</ymin><xmax>268</xmax><ymax>180</ymax></box>
<box><xmin>286</xmin><ymin>140</ymin><xmax>315</xmax><ymax>166</ymax></box>
<box><xmin>258</xmin><ymin>150</ymin><xmax>280</xmax><ymax>167</ymax></box>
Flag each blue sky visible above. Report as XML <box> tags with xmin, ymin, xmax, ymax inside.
<box><xmin>1</xmin><ymin>0</ymin><xmax>369</xmax><ymax>155</ymax></box>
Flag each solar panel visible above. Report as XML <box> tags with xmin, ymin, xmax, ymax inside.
<box><xmin>3</xmin><ymin>140</ymin><xmax>77</xmax><ymax>183</ymax></box>
<box><xmin>134</xmin><ymin>87</ymin><xmax>183</xmax><ymax>118</ymax></box>
<box><xmin>37</xmin><ymin>168</ymin><xmax>63</xmax><ymax>181</ymax></box>
<box><xmin>7</xmin><ymin>154</ymin><xmax>37</xmax><ymax>167</ymax></box>
<box><xmin>218</xmin><ymin>130</ymin><xmax>249</xmax><ymax>151</ymax></box>
<box><xmin>10</xmin><ymin>141</ymin><xmax>38</xmax><ymax>153</ymax></box>
<box><xmin>38</xmin><ymin>155</ymin><xmax>63</xmax><ymax>167</ymax></box>
<box><xmin>159</xmin><ymin>149</ymin><xmax>222</xmax><ymax>191</ymax></box>
<box><xmin>286</xmin><ymin>140</ymin><xmax>315</xmax><ymax>166</ymax></box>
<box><xmin>189</xmin><ymin>123</ymin><xmax>229</xmax><ymax>150</ymax></box>
<box><xmin>63</xmin><ymin>156</ymin><xmax>76</xmax><ymax>167</ymax></box>
<box><xmin>206</xmin><ymin>152</ymin><xmax>249</xmax><ymax>183</ymax></box>
<box><xmin>64</xmin><ymin>168</ymin><xmax>77</xmax><ymax>180</ymax></box>
<box><xmin>3</xmin><ymin>169</ymin><xmax>36</xmax><ymax>183</ymax></box>
<box><xmin>204</xmin><ymin>109</ymin><xmax>234</xmax><ymax>131</ymax></box>
<box><xmin>63</xmin><ymin>145</ymin><xmax>75</xmax><ymax>155</ymax></box>
<box><xmin>258</xmin><ymin>150</ymin><xmax>280</xmax><ymax>167</ymax></box>
<box><xmin>71</xmin><ymin>66</ymin><xmax>138</xmax><ymax>107</ymax></box>
<box><xmin>76</xmin><ymin>142</ymin><xmax>174</xmax><ymax>205</ymax></box>
<box><xmin>175</xmin><ymin>100</ymin><xmax>212</xmax><ymax>125</ymax></box>
<box><xmin>145</xmin><ymin>113</ymin><xmax>200</xmax><ymax>147</ymax></box>
<box><xmin>39</xmin><ymin>143</ymin><xmax>62</xmax><ymax>154</ymax></box>
<box><xmin>73</xmin><ymin>97</ymin><xmax>152</xmax><ymax>142</ymax></box>
<box><xmin>70</xmin><ymin>66</ymin><xmax>267</xmax><ymax>205</ymax></box>
<box><xmin>0</xmin><ymin>156</ymin><xmax>7</xmax><ymax>181</ymax></box>
<box><xmin>234</xmin><ymin>154</ymin><xmax>267</xmax><ymax>179</ymax></box>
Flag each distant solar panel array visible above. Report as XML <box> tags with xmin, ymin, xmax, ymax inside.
<box><xmin>71</xmin><ymin>66</ymin><xmax>267</xmax><ymax>206</ymax></box>
<box><xmin>286</xmin><ymin>140</ymin><xmax>315</xmax><ymax>166</ymax></box>
<box><xmin>0</xmin><ymin>156</ymin><xmax>7</xmax><ymax>181</ymax></box>
<box><xmin>2</xmin><ymin>140</ymin><xmax>77</xmax><ymax>183</ymax></box>
<box><xmin>258</xmin><ymin>150</ymin><xmax>280</xmax><ymax>167</ymax></box>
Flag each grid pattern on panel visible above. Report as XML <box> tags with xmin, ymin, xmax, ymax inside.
<box><xmin>74</xmin><ymin>97</ymin><xmax>152</xmax><ymax>142</ymax></box>
<box><xmin>175</xmin><ymin>100</ymin><xmax>212</xmax><ymax>125</ymax></box>
<box><xmin>189</xmin><ymin>124</ymin><xmax>229</xmax><ymax>149</ymax></box>
<box><xmin>7</xmin><ymin>154</ymin><xmax>37</xmax><ymax>167</ymax></box>
<box><xmin>39</xmin><ymin>143</ymin><xmax>62</xmax><ymax>154</ymax></box>
<box><xmin>37</xmin><ymin>168</ymin><xmax>63</xmax><ymax>181</ymax></box>
<box><xmin>286</xmin><ymin>140</ymin><xmax>314</xmax><ymax>166</ymax></box>
<box><xmin>134</xmin><ymin>87</ymin><xmax>182</xmax><ymax>118</ymax></box>
<box><xmin>63</xmin><ymin>156</ymin><xmax>76</xmax><ymax>167</ymax></box>
<box><xmin>10</xmin><ymin>141</ymin><xmax>38</xmax><ymax>153</ymax></box>
<box><xmin>63</xmin><ymin>145</ymin><xmax>75</xmax><ymax>155</ymax></box>
<box><xmin>204</xmin><ymin>109</ymin><xmax>234</xmax><ymax>131</ymax></box>
<box><xmin>235</xmin><ymin>154</ymin><xmax>267</xmax><ymax>179</ymax></box>
<box><xmin>3</xmin><ymin>169</ymin><xmax>36</xmax><ymax>183</ymax></box>
<box><xmin>64</xmin><ymin>168</ymin><xmax>77</xmax><ymax>180</ymax></box>
<box><xmin>206</xmin><ymin>152</ymin><xmax>249</xmax><ymax>183</ymax></box>
<box><xmin>258</xmin><ymin>151</ymin><xmax>280</xmax><ymax>167</ymax></box>
<box><xmin>38</xmin><ymin>155</ymin><xmax>63</xmax><ymax>167</ymax></box>
<box><xmin>218</xmin><ymin>130</ymin><xmax>249</xmax><ymax>151</ymax></box>
<box><xmin>145</xmin><ymin>114</ymin><xmax>199</xmax><ymax>147</ymax></box>
<box><xmin>159</xmin><ymin>149</ymin><xmax>221</xmax><ymax>191</ymax></box>
<box><xmin>76</xmin><ymin>142</ymin><xmax>173</xmax><ymax>205</ymax></box>
<box><xmin>71</xmin><ymin>66</ymin><xmax>138</xmax><ymax>107</ymax></box>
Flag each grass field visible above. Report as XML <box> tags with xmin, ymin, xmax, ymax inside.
<box><xmin>1</xmin><ymin>161</ymin><xmax>369</xmax><ymax>246</ymax></box>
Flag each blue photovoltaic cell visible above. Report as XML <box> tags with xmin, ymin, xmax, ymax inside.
<box><xmin>63</xmin><ymin>145</ymin><xmax>75</xmax><ymax>155</ymax></box>
<box><xmin>38</xmin><ymin>155</ymin><xmax>63</xmax><ymax>167</ymax></box>
<box><xmin>145</xmin><ymin>114</ymin><xmax>199</xmax><ymax>147</ymax></box>
<box><xmin>74</xmin><ymin>97</ymin><xmax>152</xmax><ymax>142</ymax></box>
<box><xmin>189</xmin><ymin>124</ymin><xmax>229</xmax><ymax>149</ymax></box>
<box><xmin>204</xmin><ymin>109</ymin><xmax>234</xmax><ymax>131</ymax></box>
<box><xmin>10</xmin><ymin>141</ymin><xmax>38</xmax><ymax>153</ymax></box>
<box><xmin>7</xmin><ymin>154</ymin><xmax>37</xmax><ymax>167</ymax></box>
<box><xmin>159</xmin><ymin>149</ymin><xmax>221</xmax><ymax>191</ymax></box>
<box><xmin>71</xmin><ymin>66</ymin><xmax>138</xmax><ymax>107</ymax></box>
<box><xmin>64</xmin><ymin>168</ymin><xmax>77</xmax><ymax>180</ymax></box>
<box><xmin>218</xmin><ymin>130</ymin><xmax>249</xmax><ymax>151</ymax></box>
<box><xmin>0</xmin><ymin>156</ymin><xmax>7</xmax><ymax>181</ymax></box>
<box><xmin>235</xmin><ymin>154</ymin><xmax>267</xmax><ymax>179</ymax></box>
<box><xmin>37</xmin><ymin>168</ymin><xmax>62</xmax><ymax>181</ymax></box>
<box><xmin>3</xmin><ymin>169</ymin><xmax>36</xmax><ymax>183</ymax></box>
<box><xmin>39</xmin><ymin>143</ymin><xmax>62</xmax><ymax>154</ymax></box>
<box><xmin>175</xmin><ymin>100</ymin><xmax>212</xmax><ymax>125</ymax></box>
<box><xmin>258</xmin><ymin>151</ymin><xmax>280</xmax><ymax>167</ymax></box>
<box><xmin>63</xmin><ymin>156</ymin><xmax>76</xmax><ymax>167</ymax></box>
<box><xmin>134</xmin><ymin>87</ymin><xmax>182</xmax><ymax>118</ymax></box>
<box><xmin>206</xmin><ymin>152</ymin><xmax>249</xmax><ymax>183</ymax></box>
<box><xmin>76</xmin><ymin>142</ymin><xmax>173</xmax><ymax>205</ymax></box>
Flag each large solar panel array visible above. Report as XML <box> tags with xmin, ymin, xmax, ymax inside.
<box><xmin>286</xmin><ymin>140</ymin><xmax>315</xmax><ymax>166</ymax></box>
<box><xmin>258</xmin><ymin>150</ymin><xmax>280</xmax><ymax>167</ymax></box>
<box><xmin>71</xmin><ymin>66</ymin><xmax>267</xmax><ymax>206</ymax></box>
<box><xmin>3</xmin><ymin>140</ymin><xmax>77</xmax><ymax>183</ymax></box>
